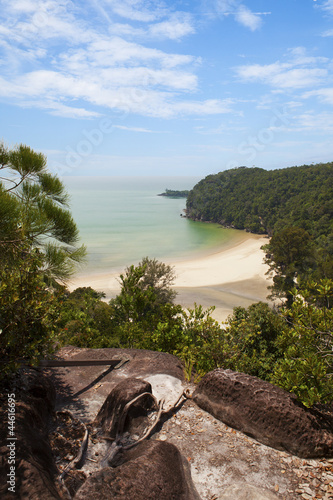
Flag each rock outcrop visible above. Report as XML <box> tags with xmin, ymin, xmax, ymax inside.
<box><xmin>3</xmin><ymin>349</ymin><xmax>333</xmax><ymax>499</ymax></box>
<box><xmin>193</xmin><ymin>368</ymin><xmax>333</xmax><ymax>458</ymax></box>
<box><xmin>0</xmin><ymin>368</ymin><xmax>63</xmax><ymax>500</ymax></box>
<box><xmin>93</xmin><ymin>377</ymin><xmax>154</xmax><ymax>439</ymax></box>
<box><xmin>74</xmin><ymin>440</ymin><xmax>201</xmax><ymax>500</ymax></box>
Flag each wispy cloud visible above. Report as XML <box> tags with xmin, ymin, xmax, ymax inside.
<box><xmin>235</xmin><ymin>48</ymin><xmax>329</xmax><ymax>90</ymax></box>
<box><xmin>0</xmin><ymin>0</ymin><xmax>230</xmax><ymax>119</ymax></box>
<box><xmin>149</xmin><ymin>13</ymin><xmax>195</xmax><ymax>40</ymax></box>
<box><xmin>320</xmin><ymin>0</ymin><xmax>333</xmax><ymax>15</ymax></box>
<box><xmin>294</xmin><ymin>110</ymin><xmax>333</xmax><ymax>133</ymax></box>
<box><xmin>234</xmin><ymin>5</ymin><xmax>263</xmax><ymax>31</ymax></box>
<box><xmin>303</xmin><ymin>87</ymin><xmax>333</xmax><ymax>105</ymax></box>
<box><xmin>321</xmin><ymin>28</ymin><xmax>333</xmax><ymax>36</ymax></box>
<box><xmin>213</xmin><ymin>0</ymin><xmax>268</xmax><ymax>30</ymax></box>
<box><xmin>114</xmin><ymin>125</ymin><xmax>163</xmax><ymax>133</ymax></box>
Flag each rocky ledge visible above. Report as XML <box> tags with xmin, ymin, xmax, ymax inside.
<box><xmin>1</xmin><ymin>347</ymin><xmax>333</xmax><ymax>499</ymax></box>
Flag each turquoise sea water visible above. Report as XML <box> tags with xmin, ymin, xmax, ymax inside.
<box><xmin>64</xmin><ymin>176</ymin><xmax>243</xmax><ymax>274</ymax></box>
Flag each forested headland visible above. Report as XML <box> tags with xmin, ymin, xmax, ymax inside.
<box><xmin>158</xmin><ymin>188</ymin><xmax>189</xmax><ymax>198</ymax></box>
<box><xmin>186</xmin><ymin>163</ymin><xmax>333</xmax><ymax>303</ymax></box>
<box><xmin>186</xmin><ymin>163</ymin><xmax>333</xmax><ymax>237</ymax></box>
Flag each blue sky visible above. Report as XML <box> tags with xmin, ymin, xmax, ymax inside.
<box><xmin>1</xmin><ymin>0</ymin><xmax>333</xmax><ymax>176</ymax></box>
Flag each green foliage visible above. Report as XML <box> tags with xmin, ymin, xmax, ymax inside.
<box><xmin>186</xmin><ymin>163</ymin><xmax>333</xmax><ymax>239</ymax></box>
<box><xmin>271</xmin><ymin>280</ymin><xmax>333</xmax><ymax>406</ymax></box>
<box><xmin>0</xmin><ymin>246</ymin><xmax>56</xmax><ymax>377</ymax></box>
<box><xmin>55</xmin><ymin>275</ymin><xmax>333</xmax><ymax>408</ymax></box>
<box><xmin>110</xmin><ymin>257</ymin><xmax>177</xmax><ymax>324</ymax></box>
<box><xmin>186</xmin><ymin>163</ymin><xmax>333</xmax><ymax>301</ymax></box>
<box><xmin>56</xmin><ymin>287</ymin><xmax>116</xmax><ymax>348</ymax></box>
<box><xmin>0</xmin><ymin>141</ymin><xmax>85</xmax><ymax>373</ymax></box>
<box><xmin>0</xmin><ymin>141</ymin><xmax>86</xmax><ymax>283</ymax></box>
<box><xmin>56</xmin><ymin>259</ymin><xmax>181</xmax><ymax>351</ymax></box>
<box><xmin>222</xmin><ymin>302</ymin><xmax>285</xmax><ymax>379</ymax></box>
<box><xmin>134</xmin><ymin>303</ymin><xmax>225</xmax><ymax>377</ymax></box>
<box><xmin>159</xmin><ymin>189</ymin><xmax>189</xmax><ymax>198</ymax></box>
<box><xmin>263</xmin><ymin>227</ymin><xmax>314</xmax><ymax>306</ymax></box>
<box><xmin>177</xmin><ymin>305</ymin><xmax>225</xmax><ymax>375</ymax></box>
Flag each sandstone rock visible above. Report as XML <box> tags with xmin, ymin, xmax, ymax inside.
<box><xmin>74</xmin><ymin>440</ymin><xmax>201</xmax><ymax>500</ymax></box>
<box><xmin>0</xmin><ymin>368</ymin><xmax>63</xmax><ymax>499</ymax></box>
<box><xmin>93</xmin><ymin>377</ymin><xmax>154</xmax><ymax>438</ymax></box>
<box><xmin>218</xmin><ymin>483</ymin><xmax>280</xmax><ymax>500</ymax></box>
<box><xmin>193</xmin><ymin>369</ymin><xmax>333</xmax><ymax>458</ymax></box>
<box><xmin>48</xmin><ymin>347</ymin><xmax>185</xmax><ymax>420</ymax></box>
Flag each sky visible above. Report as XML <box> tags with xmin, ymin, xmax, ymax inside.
<box><xmin>1</xmin><ymin>0</ymin><xmax>333</xmax><ymax>177</ymax></box>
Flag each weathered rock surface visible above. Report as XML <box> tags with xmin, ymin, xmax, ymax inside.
<box><xmin>74</xmin><ymin>440</ymin><xmax>201</xmax><ymax>500</ymax></box>
<box><xmin>193</xmin><ymin>368</ymin><xmax>333</xmax><ymax>458</ymax></box>
<box><xmin>218</xmin><ymin>483</ymin><xmax>280</xmax><ymax>499</ymax></box>
<box><xmin>0</xmin><ymin>368</ymin><xmax>63</xmax><ymax>500</ymax></box>
<box><xmin>93</xmin><ymin>377</ymin><xmax>154</xmax><ymax>438</ymax></box>
<box><xmin>4</xmin><ymin>349</ymin><xmax>333</xmax><ymax>500</ymax></box>
<box><xmin>47</xmin><ymin>346</ymin><xmax>185</xmax><ymax>422</ymax></box>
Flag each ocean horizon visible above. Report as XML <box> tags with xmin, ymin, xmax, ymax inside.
<box><xmin>64</xmin><ymin>176</ymin><xmax>245</xmax><ymax>275</ymax></box>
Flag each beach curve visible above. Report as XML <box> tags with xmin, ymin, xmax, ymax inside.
<box><xmin>68</xmin><ymin>233</ymin><xmax>273</xmax><ymax>322</ymax></box>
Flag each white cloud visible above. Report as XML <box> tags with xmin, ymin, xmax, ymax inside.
<box><xmin>303</xmin><ymin>87</ymin><xmax>333</xmax><ymax>104</ymax></box>
<box><xmin>0</xmin><ymin>0</ymin><xmax>234</xmax><ymax>119</ymax></box>
<box><xmin>295</xmin><ymin>111</ymin><xmax>333</xmax><ymax>132</ymax></box>
<box><xmin>321</xmin><ymin>0</ymin><xmax>333</xmax><ymax>14</ymax></box>
<box><xmin>213</xmin><ymin>0</ymin><xmax>267</xmax><ymax>30</ymax></box>
<box><xmin>235</xmin><ymin>50</ymin><xmax>329</xmax><ymax>89</ymax></box>
<box><xmin>83</xmin><ymin>37</ymin><xmax>197</xmax><ymax>68</ymax></box>
<box><xmin>170</xmin><ymin>98</ymin><xmax>233</xmax><ymax>115</ymax></box>
<box><xmin>149</xmin><ymin>13</ymin><xmax>195</xmax><ymax>40</ymax></box>
<box><xmin>40</xmin><ymin>101</ymin><xmax>102</xmax><ymax>119</ymax></box>
<box><xmin>114</xmin><ymin>125</ymin><xmax>160</xmax><ymax>132</ymax></box>
<box><xmin>0</xmin><ymin>68</ymin><xmax>233</xmax><ymax>119</ymax></box>
<box><xmin>235</xmin><ymin>5</ymin><xmax>262</xmax><ymax>31</ymax></box>
<box><xmin>103</xmin><ymin>0</ymin><xmax>166</xmax><ymax>22</ymax></box>
<box><xmin>271</xmin><ymin>68</ymin><xmax>327</xmax><ymax>88</ymax></box>
<box><xmin>322</xmin><ymin>28</ymin><xmax>333</xmax><ymax>36</ymax></box>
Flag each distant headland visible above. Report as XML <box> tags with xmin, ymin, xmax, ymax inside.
<box><xmin>158</xmin><ymin>188</ymin><xmax>189</xmax><ymax>198</ymax></box>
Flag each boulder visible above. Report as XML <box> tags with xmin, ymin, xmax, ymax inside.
<box><xmin>193</xmin><ymin>368</ymin><xmax>333</xmax><ymax>458</ymax></box>
<box><xmin>74</xmin><ymin>440</ymin><xmax>201</xmax><ymax>500</ymax></box>
<box><xmin>0</xmin><ymin>368</ymin><xmax>63</xmax><ymax>499</ymax></box>
<box><xmin>93</xmin><ymin>377</ymin><xmax>154</xmax><ymax>438</ymax></box>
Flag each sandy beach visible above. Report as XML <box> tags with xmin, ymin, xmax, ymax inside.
<box><xmin>69</xmin><ymin>233</ymin><xmax>273</xmax><ymax>323</ymax></box>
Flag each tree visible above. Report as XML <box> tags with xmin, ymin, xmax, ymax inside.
<box><xmin>0</xmin><ymin>142</ymin><xmax>85</xmax><ymax>371</ymax></box>
<box><xmin>262</xmin><ymin>227</ymin><xmax>314</xmax><ymax>307</ymax></box>
<box><xmin>0</xmin><ymin>142</ymin><xmax>86</xmax><ymax>283</ymax></box>
<box><xmin>110</xmin><ymin>257</ymin><xmax>177</xmax><ymax>323</ymax></box>
<box><xmin>135</xmin><ymin>257</ymin><xmax>177</xmax><ymax>305</ymax></box>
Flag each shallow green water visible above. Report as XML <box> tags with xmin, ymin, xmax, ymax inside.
<box><xmin>64</xmin><ymin>176</ymin><xmax>243</xmax><ymax>273</ymax></box>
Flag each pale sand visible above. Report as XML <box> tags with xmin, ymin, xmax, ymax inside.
<box><xmin>69</xmin><ymin>233</ymin><xmax>273</xmax><ymax>323</ymax></box>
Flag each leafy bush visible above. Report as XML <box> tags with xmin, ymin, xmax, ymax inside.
<box><xmin>222</xmin><ymin>302</ymin><xmax>285</xmax><ymax>380</ymax></box>
<box><xmin>271</xmin><ymin>280</ymin><xmax>333</xmax><ymax>406</ymax></box>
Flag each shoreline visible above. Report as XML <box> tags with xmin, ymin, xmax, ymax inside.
<box><xmin>68</xmin><ymin>233</ymin><xmax>273</xmax><ymax>322</ymax></box>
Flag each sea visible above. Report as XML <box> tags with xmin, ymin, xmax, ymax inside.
<box><xmin>64</xmin><ymin>176</ymin><xmax>243</xmax><ymax>275</ymax></box>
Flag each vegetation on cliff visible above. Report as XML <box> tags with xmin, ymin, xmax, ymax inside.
<box><xmin>187</xmin><ymin>163</ymin><xmax>333</xmax><ymax>306</ymax></box>
<box><xmin>186</xmin><ymin>163</ymin><xmax>333</xmax><ymax>237</ymax></box>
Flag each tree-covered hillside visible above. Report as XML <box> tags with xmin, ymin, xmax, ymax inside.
<box><xmin>186</xmin><ymin>163</ymin><xmax>333</xmax><ymax>238</ymax></box>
